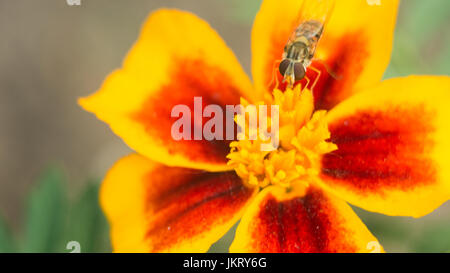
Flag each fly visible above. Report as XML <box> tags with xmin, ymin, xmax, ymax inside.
<box><xmin>279</xmin><ymin>0</ymin><xmax>335</xmax><ymax>89</ymax></box>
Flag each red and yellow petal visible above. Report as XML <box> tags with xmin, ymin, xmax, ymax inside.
<box><xmin>251</xmin><ymin>0</ymin><xmax>399</xmax><ymax>110</ymax></box>
<box><xmin>230</xmin><ymin>184</ymin><xmax>381</xmax><ymax>253</ymax></box>
<box><xmin>319</xmin><ymin>76</ymin><xmax>450</xmax><ymax>217</ymax></box>
<box><xmin>80</xmin><ymin>9</ymin><xmax>255</xmax><ymax>172</ymax></box>
<box><xmin>101</xmin><ymin>154</ymin><xmax>257</xmax><ymax>253</ymax></box>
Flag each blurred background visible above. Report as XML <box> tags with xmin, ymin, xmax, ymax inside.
<box><xmin>0</xmin><ymin>0</ymin><xmax>449</xmax><ymax>253</ymax></box>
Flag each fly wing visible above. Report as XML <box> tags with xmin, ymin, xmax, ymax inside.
<box><xmin>296</xmin><ymin>0</ymin><xmax>336</xmax><ymax>27</ymax></box>
<box><xmin>286</xmin><ymin>0</ymin><xmax>335</xmax><ymax>43</ymax></box>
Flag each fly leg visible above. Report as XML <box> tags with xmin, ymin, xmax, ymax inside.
<box><xmin>308</xmin><ymin>65</ymin><xmax>322</xmax><ymax>93</ymax></box>
<box><xmin>303</xmin><ymin>75</ymin><xmax>311</xmax><ymax>91</ymax></box>
<box><xmin>269</xmin><ymin>59</ymin><xmax>282</xmax><ymax>90</ymax></box>
<box><xmin>314</xmin><ymin>59</ymin><xmax>342</xmax><ymax>80</ymax></box>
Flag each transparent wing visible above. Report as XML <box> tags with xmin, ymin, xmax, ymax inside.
<box><xmin>296</xmin><ymin>0</ymin><xmax>336</xmax><ymax>27</ymax></box>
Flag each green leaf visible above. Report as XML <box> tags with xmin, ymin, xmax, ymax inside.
<box><xmin>22</xmin><ymin>168</ymin><xmax>67</xmax><ymax>253</ymax></box>
<box><xmin>63</xmin><ymin>180</ymin><xmax>111</xmax><ymax>253</ymax></box>
<box><xmin>352</xmin><ymin>206</ymin><xmax>415</xmax><ymax>252</ymax></box>
<box><xmin>0</xmin><ymin>215</ymin><xmax>15</xmax><ymax>253</ymax></box>
<box><xmin>208</xmin><ymin>222</ymin><xmax>238</xmax><ymax>253</ymax></box>
<box><xmin>228</xmin><ymin>0</ymin><xmax>262</xmax><ymax>24</ymax></box>
<box><xmin>411</xmin><ymin>221</ymin><xmax>450</xmax><ymax>253</ymax></box>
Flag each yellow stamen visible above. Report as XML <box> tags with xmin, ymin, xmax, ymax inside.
<box><xmin>227</xmin><ymin>85</ymin><xmax>337</xmax><ymax>189</ymax></box>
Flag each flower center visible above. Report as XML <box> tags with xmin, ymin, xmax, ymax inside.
<box><xmin>226</xmin><ymin>86</ymin><xmax>337</xmax><ymax>190</ymax></box>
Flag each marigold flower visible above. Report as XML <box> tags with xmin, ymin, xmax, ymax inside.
<box><xmin>80</xmin><ymin>0</ymin><xmax>450</xmax><ymax>253</ymax></box>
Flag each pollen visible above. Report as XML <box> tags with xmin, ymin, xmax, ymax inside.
<box><xmin>227</xmin><ymin>86</ymin><xmax>337</xmax><ymax>189</ymax></box>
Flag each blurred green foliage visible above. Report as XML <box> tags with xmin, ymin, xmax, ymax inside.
<box><xmin>0</xmin><ymin>214</ymin><xmax>15</xmax><ymax>253</ymax></box>
<box><xmin>383</xmin><ymin>0</ymin><xmax>450</xmax><ymax>78</ymax></box>
<box><xmin>355</xmin><ymin>207</ymin><xmax>450</xmax><ymax>253</ymax></box>
<box><xmin>22</xmin><ymin>169</ymin><xmax>67</xmax><ymax>252</ymax></box>
<box><xmin>0</xmin><ymin>168</ymin><xmax>110</xmax><ymax>253</ymax></box>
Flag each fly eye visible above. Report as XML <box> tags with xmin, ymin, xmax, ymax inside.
<box><xmin>294</xmin><ymin>63</ymin><xmax>306</xmax><ymax>81</ymax></box>
<box><xmin>279</xmin><ymin>59</ymin><xmax>290</xmax><ymax>76</ymax></box>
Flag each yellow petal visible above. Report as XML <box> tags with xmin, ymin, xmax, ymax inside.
<box><xmin>80</xmin><ymin>9</ymin><xmax>255</xmax><ymax>172</ymax></box>
<box><xmin>101</xmin><ymin>154</ymin><xmax>257</xmax><ymax>252</ymax></box>
<box><xmin>319</xmin><ymin>76</ymin><xmax>450</xmax><ymax>217</ymax></box>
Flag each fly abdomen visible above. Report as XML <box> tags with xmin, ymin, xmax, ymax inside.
<box><xmin>294</xmin><ymin>20</ymin><xmax>324</xmax><ymax>42</ymax></box>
